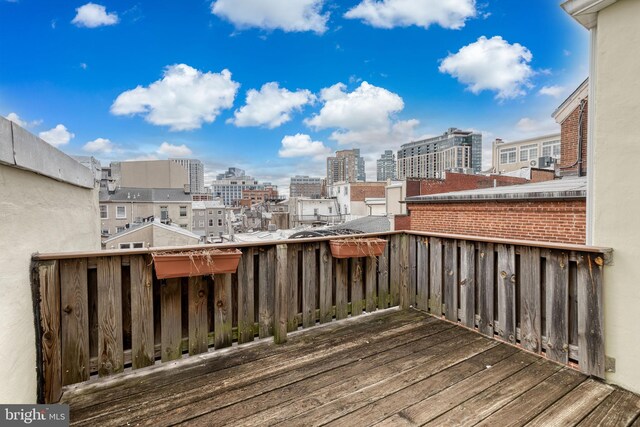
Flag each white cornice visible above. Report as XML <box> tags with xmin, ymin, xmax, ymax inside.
<box><xmin>561</xmin><ymin>0</ymin><xmax>619</xmax><ymax>28</ymax></box>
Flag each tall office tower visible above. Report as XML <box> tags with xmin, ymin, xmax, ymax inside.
<box><xmin>376</xmin><ymin>150</ymin><xmax>397</xmax><ymax>181</ymax></box>
<box><xmin>326</xmin><ymin>149</ymin><xmax>366</xmax><ymax>185</ymax></box>
<box><xmin>171</xmin><ymin>158</ymin><xmax>205</xmax><ymax>194</ymax></box>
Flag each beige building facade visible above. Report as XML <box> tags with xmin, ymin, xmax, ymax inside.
<box><xmin>491</xmin><ymin>133</ymin><xmax>561</xmax><ymax>173</ymax></box>
<box><xmin>111</xmin><ymin>160</ymin><xmax>188</xmax><ymax>189</ymax></box>
<box><xmin>564</xmin><ymin>0</ymin><xmax>640</xmax><ymax>393</ymax></box>
<box><xmin>0</xmin><ymin>117</ymin><xmax>101</xmax><ymax>403</ymax></box>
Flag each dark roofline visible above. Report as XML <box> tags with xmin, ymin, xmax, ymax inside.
<box><xmin>406</xmin><ymin>190</ymin><xmax>586</xmax><ymax>204</ymax></box>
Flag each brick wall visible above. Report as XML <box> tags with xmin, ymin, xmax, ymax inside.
<box><xmin>350</xmin><ymin>183</ymin><xmax>386</xmax><ymax>201</ymax></box>
<box><xmin>559</xmin><ymin>97</ymin><xmax>588</xmax><ymax>175</ymax></box>
<box><xmin>408</xmin><ymin>199</ymin><xmax>586</xmax><ymax>244</ymax></box>
<box><xmin>394</xmin><ymin>214</ymin><xmax>411</xmax><ymax>231</ymax></box>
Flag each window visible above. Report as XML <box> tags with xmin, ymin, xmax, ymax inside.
<box><xmin>208</xmin><ymin>210</ymin><xmax>213</xmax><ymax>215</ymax></box>
<box><xmin>132</xmin><ymin>243</ymin><xmax>144</xmax><ymax>249</ymax></box>
<box><xmin>519</xmin><ymin>144</ymin><xmax>538</xmax><ymax>162</ymax></box>
<box><xmin>217</xmin><ymin>219</ymin><xmax>222</xmax><ymax>226</ymax></box>
<box><xmin>179</xmin><ymin>224</ymin><xmax>187</xmax><ymax>229</ymax></box>
<box><xmin>116</xmin><ymin>226</ymin><xmax>125</xmax><ymax>233</ymax></box>
<box><xmin>199</xmin><ymin>220</ymin><xmax>204</xmax><ymax>227</ymax></box>
<box><xmin>160</xmin><ymin>206</ymin><xmax>168</xmax><ymax>221</ymax></box>
<box><xmin>499</xmin><ymin>148</ymin><xmax>517</xmax><ymax>165</ymax></box>
<box><xmin>542</xmin><ymin>140</ymin><xmax>561</xmax><ymax>158</ymax></box>
<box><xmin>217</xmin><ymin>210</ymin><xmax>222</xmax><ymax>215</ymax></box>
<box><xmin>209</xmin><ymin>219</ymin><xmax>214</xmax><ymax>227</ymax></box>
<box><xmin>100</xmin><ymin>205</ymin><xmax>108</xmax><ymax>219</ymax></box>
<box><xmin>101</xmin><ymin>228</ymin><xmax>109</xmax><ymax>235</ymax></box>
<box><xmin>313</xmin><ymin>208</ymin><xmax>319</xmax><ymax>216</ymax></box>
<box><xmin>328</xmin><ymin>207</ymin><xmax>332</xmax><ymax>214</ymax></box>
<box><xmin>116</xmin><ymin>206</ymin><xmax>126</xmax><ymax>219</ymax></box>
<box><xmin>119</xmin><ymin>243</ymin><xmax>131</xmax><ymax>249</ymax></box>
<box><xmin>179</xmin><ymin>206</ymin><xmax>187</xmax><ymax>217</ymax></box>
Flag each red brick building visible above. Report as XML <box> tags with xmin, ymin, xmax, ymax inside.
<box><xmin>553</xmin><ymin>78</ymin><xmax>589</xmax><ymax>176</ymax></box>
<box><xmin>403</xmin><ymin>178</ymin><xmax>587</xmax><ymax>244</ymax></box>
<box><xmin>239</xmin><ymin>186</ymin><xmax>280</xmax><ymax>208</ymax></box>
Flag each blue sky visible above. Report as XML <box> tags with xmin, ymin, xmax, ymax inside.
<box><xmin>0</xmin><ymin>0</ymin><xmax>589</xmax><ymax>190</ymax></box>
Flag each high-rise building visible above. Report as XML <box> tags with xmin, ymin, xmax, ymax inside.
<box><xmin>326</xmin><ymin>149</ymin><xmax>366</xmax><ymax>185</ymax></box>
<box><xmin>376</xmin><ymin>150</ymin><xmax>396</xmax><ymax>181</ymax></box>
<box><xmin>109</xmin><ymin>160</ymin><xmax>188</xmax><ymax>189</ymax></box>
<box><xmin>171</xmin><ymin>158</ymin><xmax>205</xmax><ymax>194</ymax></box>
<box><xmin>397</xmin><ymin>128</ymin><xmax>482</xmax><ymax>179</ymax></box>
<box><xmin>211</xmin><ymin>168</ymin><xmax>272</xmax><ymax>206</ymax></box>
<box><xmin>290</xmin><ymin>175</ymin><xmax>323</xmax><ymax>198</ymax></box>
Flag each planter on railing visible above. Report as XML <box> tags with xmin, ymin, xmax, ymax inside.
<box><xmin>152</xmin><ymin>248</ymin><xmax>242</xmax><ymax>279</ymax></box>
<box><xmin>329</xmin><ymin>238</ymin><xmax>387</xmax><ymax>259</ymax></box>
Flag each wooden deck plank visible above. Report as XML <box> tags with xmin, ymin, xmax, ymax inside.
<box><xmin>384</xmin><ymin>350</ymin><xmax>539</xmax><ymax>426</ymax></box>
<box><xmin>171</xmin><ymin>322</ymin><xmax>462</xmax><ymax>427</ymax></box>
<box><xmin>67</xmin><ymin>310</ymin><xmax>426</xmax><ymax>421</ymax></box>
<box><xmin>271</xmin><ymin>336</ymin><xmax>497</xmax><ymax>427</ymax></box>
<box><xmin>326</xmin><ymin>344</ymin><xmax>519</xmax><ymax>427</ymax></box>
<box><xmin>73</xmin><ymin>313</ymin><xmax>445</xmax><ymax>426</ymax></box>
<box><xmin>475</xmin><ymin>368</ymin><xmax>586</xmax><ymax>427</ymax></box>
<box><xmin>525</xmin><ymin>379</ymin><xmax>614</xmax><ymax>427</ymax></box>
<box><xmin>422</xmin><ymin>359</ymin><xmax>563</xmax><ymax>426</ymax></box>
<box><xmin>577</xmin><ymin>389</ymin><xmax>640</xmax><ymax>427</ymax></box>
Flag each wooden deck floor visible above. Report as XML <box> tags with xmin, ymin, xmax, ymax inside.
<box><xmin>61</xmin><ymin>309</ymin><xmax>640</xmax><ymax>426</ymax></box>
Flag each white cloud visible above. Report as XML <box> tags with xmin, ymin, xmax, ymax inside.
<box><xmin>83</xmin><ymin>138</ymin><xmax>114</xmax><ymax>153</ymax></box>
<box><xmin>278</xmin><ymin>134</ymin><xmax>330</xmax><ymax>159</ymax></box>
<box><xmin>539</xmin><ymin>85</ymin><xmax>565</xmax><ymax>98</ymax></box>
<box><xmin>305</xmin><ymin>81</ymin><xmax>418</xmax><ymax>149</ymax></box>
<box><xmin>157</xmin><ymin>142</ymin><xmax>193</xmax><ymax>157</ymax></box>
<box><xmin>72</xmin><ymin>3</ymin><xmax>119</xmax><ymax>28</ymax></box>
<box><xmin>439</xmin><ymin>36</ymin><xmax>534</xmax><ymax>100</ymax></box>
<box><xmin>516</xmin><ymin>117</ymin><xmax>559</xmax><ymax>135</ymax></box>
<box><xmin>111</xmin><ymin>64</ymin><xmax>239</xmax><ymax>131</ymax></box>
<box><xmin>229</xmin><ymin>82</ymin><xmax>315</xmax><ymax>128</ymax></box>
<box><xmin>211</xmin><ymin>0</ymin><xmax>328</xmax><ymax>34</ymax></box>
<box><xmin>39</xmin><ymin>124</ymin><xmax>74</xmax><ymax>147</ymax></box>
<box><xmin>80</xmin><ymin>63</ymin><xmax>88</xmax><ymax>70</ymax></box>
<box><xmin>6</xmin><ymin>112</ymin><xmax>26</xmax><ymax>127</ymax></box>
<box><xmin>344</xmin><ymin>0</ymin><xmax>476</xmax><ymax>30</ymax></box>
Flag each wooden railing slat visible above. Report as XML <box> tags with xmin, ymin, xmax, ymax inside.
<box><xmin>258</xmin><ymin>247</ymin><xmax>276</xmax><ymax>338</ymax></box>
<box><xmin>97</xmin><ymin>257</ymin><xmax>124</xmax><ymax>376</ymax></box>
<box><xmin>237</xmin><ymin>249</ymin><xmax>255</xmax><ymax>344</ymax></box>
<box><xmin>37</xmin><ymin>260</ymin><xmax>62</xmax><ymax>403</ymax></box>
<box><xmin>409</xmin><ymin>234</ymin><xmax>417</xmax><ymax>309</ymax></box>
<box><xmin>398</xmin><ymin>234</ymin><xmax>410</xmax><ymax>309</ymax></box>
<box><xmin>319</xmin><ymin>242</ymin><xmax>333</xmax><ymax>324</ymax></box>
<box><xmin>365</xmin><ymin>256</ymin><xmax>377</xmax><ymax>313</ymax></box>
<box><xmin>389</xmin><ymin>235</ymin><xmax>400</xmax><ymax>307</ymax></box>
<box><xmin>497</xmin><ymin>244</ymin><xmax>517</xmax><ymax>344</ymax></box>
<box><xmin>188</xmin><ymin>276</ymin><xmax>208</xmax><ymax>355</ymax></box>
<box><xmin>416</xmin><ymin>237</ymin><xmax>429</xmax><ymax>311</ymax></box>
<box><xmin>377</xmin><ymin>242</ymin><xmax>390</xmax><ymax>309</ymax></box>
<box><xmin>577</xmin><ymin>253</ymin><xmax>605</xmax><ymax>378</ymax></box>
<box><xmin>287</xmin><ymin>245</ymin><xmax>299</xmax><ymax>332</ymax></box>
<box><xmin>130</xmin><ymin>255</ymin><xmax>154</xmax><ymax>369</ymax></box>
<box><xmin>520</xmin><ymin>246</ymin><xmax>542</xmax><ymax>353</ymax></box>
<box><xmin>302</xmin><ymin>244</ymin><xmax>317</xmax><ymax>328</ymax></box>
<box><xmin>160</xmin><ymin>278</ymin><xmax>182</xmax><ymax>362</ymax></box>
<box><xmin>459</xmin><ymin>240</ymin><xmax>475</xmax><ymax>328</ymax></box>
<box><xmin>444</xmin><ymin>239</ymin><xmax>459</xmax><ymax>322</ymax></box>
<box><xmin>350</xmin><ymin>258</ymin><xmax>364</xmax><ymax>317</ymax></box>
<box><xmin>546</xmin><ymin>251</ymin><xmax>570</xmax><ymax>364</ymax></box>
<box><xmin>429</xmin><ymin>237</ymin><xmax>443</xmax><ymax>316</ymax></box>
<box><xmin>477</xmin><ymin>242</ymin><xmax>495</xmax><ymax>337</ymax></box>
<box><xmin>60</xmin><ymin>258</ymin><xmax>90</xmax><ymax>385</ymax></box>
<box><xmin>274</xmin><ymin>245</ymin><xmax>289</xmax><ymax>344</ymax></box>
<box><xmin>335</xmin><ymin>259</ymin><xmax>348</xmax><ymax>320</ymax></box>
<box><xmin>213</xmin><ymin>273</ymin><xmax>233</xmax><ymax>349</ymax></box>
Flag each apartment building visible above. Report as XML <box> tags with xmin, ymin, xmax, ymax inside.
<box><xmin>170</xmin><ymin>158</ymin><xmax>205</xmax><ymax>193</ymax></box>
<box><xmin>289</xmin><ymin>175</ymin><xmax>323</xmax><ymax>198</ymax></box>
<box><xmin>99</xmin><ymin>187</ymin><xmax>193</xmax><ymax>237</ymax></box>
<box><xmin>191</xmin><ymin>200</ymin><xmax>231</xmax><ymax>242</ymax></box>
<box><xmin>376</xmin><ymin>150</ymin><xmax>397</xmax><ymax>181</ymax></box>
<box><xmin>239</xmin><ymin>185</ymin><xmax>280</xmax><ymax>208</ymax></box>
<box><xmin>328</xmin><ymin>181</ymin><xmax>387</xmax><ymax>220</ymax></box>
<box><xmin>553</xmin><ymin>78</ymin><xmax>589</xmax><ymax>176</ymax></box>
<box><xmin>109</xmin><ymin>160</ymin><xmax>188</xmax><ymax>189</ymax></box>
<box><xmin>326</xmin><ymin>149</ymin><xmax>366</xmax><ymax>185</ymax></box>
<box><xmin>397</xmin><ymin>128</ymin><xmax>482</xmax><ymax>179</ymax></box>
<box><xmin>491</xmin><ymin>133</ymin><xmax>561</xmax><ymax>173</ymax></box>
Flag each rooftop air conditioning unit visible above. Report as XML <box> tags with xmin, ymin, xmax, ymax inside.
<box><xmin>529</xmin><ymin>159</ymin><xmax>539</xmax><ymax>168</ymax></box>
<box><xmin>538</xmin><ymin>156</ymin><xmax>554</xmax><ymax>168</ymax></box>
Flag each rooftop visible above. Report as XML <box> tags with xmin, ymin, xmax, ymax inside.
<box><xmin>61</xmin><ymin>309</ymin><xmax>640</xmax><ymax>425</ymax></box>
<box><xmin>99</xmin><ymin>187</ymin><xmax>192</xmax><ymax>202</ymax></box>
<box><xmin>406</xmin><ymin>177</ymin><xmax>587</xmax><ymax>203</ymax></box>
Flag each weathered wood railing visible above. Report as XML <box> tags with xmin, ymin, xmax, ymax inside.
<box><xmin>31</xmin><ymin>231</ymin><xmax>610</xmax><ymax>404</ymax></box>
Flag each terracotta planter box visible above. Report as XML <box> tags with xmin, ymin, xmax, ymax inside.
<box><xmin>152</xmin><ymin>249</ymin><xmax>242</xmax><ymax>279</ymax></box>
<box><xmin>329</xmin><ymin>238</ymin><xmax>387</xmax><ymax>259</ymax></box>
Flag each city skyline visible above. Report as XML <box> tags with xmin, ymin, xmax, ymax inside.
<box><xmin>0</xmin><ymin>1</ymin><xmax>588</xmax><ymax>191</ymax></box>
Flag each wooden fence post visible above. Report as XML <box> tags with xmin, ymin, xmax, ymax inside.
<box><xmin>274</xmin><ymin>244</ymin><xmax>289</xmax><ymax>344</ymax></box>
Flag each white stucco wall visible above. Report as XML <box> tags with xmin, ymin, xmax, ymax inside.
<box><xmin>591</xmin><ymin>0</ymin><xmax>640</xmax><ymax>393</ymax></box>
<box><xmin>0</xmin><ymin>165</ymin><xmax>100</xmax><ymax>403</ymax></box>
